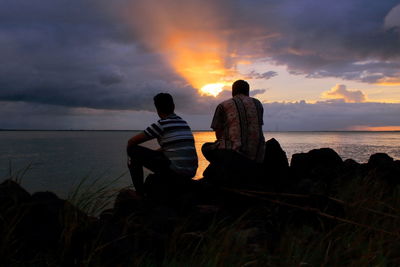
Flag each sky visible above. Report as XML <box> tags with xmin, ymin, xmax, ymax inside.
<box><xmin>1</xmin><ymin>0</ymin><xmax>400</xmax><ymax>131</ymax></box>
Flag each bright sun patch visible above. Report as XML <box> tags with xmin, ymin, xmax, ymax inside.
<box><xmin>200</xmin><ymin>83</ymin><xmax>225</xmax><ymax>97</ymax></box>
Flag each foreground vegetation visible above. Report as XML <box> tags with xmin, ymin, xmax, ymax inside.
<box><xmin>1</xmin><ymin>146</ymin><xmax>400</xmax><ymax>266</ymax></box>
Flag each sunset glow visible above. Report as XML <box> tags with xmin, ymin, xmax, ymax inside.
<box><xmin>377</xmin><ymin>77</ymin><xmax>400</xmax><ymax>86</ymax></box>
<box><xmin>126</xmin><ymin>1</ymin><xmax>234</xmax><ymax>96</ymax></box>
<box><xmin>200</xmin><ymin>83</ymin><xmax>226</xmax><ymax>97</ymax></box>
<box><xmin>350</xmin><ymin>126</ymin><xmax>400</xmax><ymax>131</ymax></box>
<box><xmin>3</xmin><ymin>0</ymin><xmax>400</xmax><ymax>132</ymax></box>
<box><xmin>164</xmin><ymin>33</ymin><xmax>232</xmax><ymax>95</ymax></box>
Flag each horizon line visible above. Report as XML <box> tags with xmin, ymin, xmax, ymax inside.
<box><xmin>1</xmin><ymin>129</ymin><xmax>400</xmax><ymax>133</ymax></box>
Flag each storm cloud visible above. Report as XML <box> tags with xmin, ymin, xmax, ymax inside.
<box><xmin>2</xmin><ymin>100</ymin><xmax>400</xmax><ymax>131</ymax></box>
<box><xmin>385</xmin><ymin>4</ymin><xmax>400</xmax><ymax>29</ymax></box>
<box><xmin>263</xmin><ymin>100</ymin><xmax>400</xmax><ymax>131</ymax></box>
<box><xmin>1</xmin><ymin>0</ymin><xmax>400</xmax><ymax>129</ymax></box>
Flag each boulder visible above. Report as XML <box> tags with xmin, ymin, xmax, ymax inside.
<box><xmin>113</xmin><ymin>188</ymin><xmax>143</xmax><ymax>217</ymax></box>
<box><xmin>262</xmin><ymin>138</ymin><xmax>290</xmax><ymax>190</ymax></box>
<box><xmin>367</xmin><ymin>153</ymin><xmax>394</xmax><ymax>169</ymax></box>
<box><xmin>0</xmin><ymin>179</ymin><xmax>30</xmax><ymax>211</ymax></box>
<box><xmin>15</xmin><ymin>191</ymin><xmax>65</xmax><ymax>259</ymax></box>
<box><xmin>290</xmin><ymin>148</ymin><xmax>344</xmax><ymax>193</ymax></box>
<box><xmin>0</xmin><ymin>180</ymin><xmax>31</xmax><ymax>262</ymax></box>
<box><xmin>366</xmin><ymin>153</ymin><xmax>400</xmax><ymax>185</ymax></box>
<box><xmin>343</xmin><ymin>158</ymin><xmax>360</xmax><ymax>170</ymax></box>
<box><xmin>341</xmin><ymin>159</ymin><xmax>362</xmax><ymax>180</ymax></box>
<box><xmin>144</xmin><ymin>172</ymin><xmax>198</xmax><ymax>208</ymax></box>
<box><xmin>202</xmin><ymin>149</ymin><xmax>262</xmax><ymax>188</ymax></box>
<box><xmin>264</xmin><ymin>138</ymin><xmax>289</xmax><ymax>169</ymax></box>
<box><xmin>202</xmin><ymin>138</ymin><xmax>292</xmax><ymax>190</ymax></box>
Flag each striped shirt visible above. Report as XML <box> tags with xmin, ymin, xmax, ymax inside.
<box><xmin>211</xmin><ymin>94</ymin><xmax>265</xmax><ymax>163</ymax></box>
<box><xmin>144</xmin><ymin>113</ymin><xmax>198</xmax><ymax>177</ymax></box>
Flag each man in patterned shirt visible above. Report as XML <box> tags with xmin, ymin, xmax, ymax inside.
<box><xmin>202</xmin><ymin>80</ymin><xmax>265</xmax><ymax>167</ymax></box>
<box><xmin>127</xmin><ymin>93</ymin><xmax>198</xmax><ymax>195</ymax></box>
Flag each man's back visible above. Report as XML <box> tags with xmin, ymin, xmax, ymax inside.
<box><xmin>211</xmin><ymin>94</ymin><xmax>265</xmax><ymax>162</ymax></box>
<box><xmin>145</xmin><ymin>113</ymin><xmax>198</xmax><ymax>177</ymax></box>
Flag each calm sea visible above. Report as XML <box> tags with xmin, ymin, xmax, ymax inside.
<box><xmin>1</xmin><ymin>131</ymin><xmax>400</xmax><ymax>197</ymax></box>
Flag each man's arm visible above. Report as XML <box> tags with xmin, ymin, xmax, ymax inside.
<box><xmin>127</xmin><ymin>132</ymin><xmax>152</xmax><ymax>148</ymax></box>
<box><xmin>211</xmin><ymin>104</ymin><xmax>225</xmax><ymax>140</ymax></box>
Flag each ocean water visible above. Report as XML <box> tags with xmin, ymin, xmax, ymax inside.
<box><xmin>1</xmin><ymin>131</ymin><xmax>400</xmax><ymax>197</ymax></box>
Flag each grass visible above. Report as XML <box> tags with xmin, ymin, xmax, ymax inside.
<box><xmin>0</xmin><ymin>165</ymin><xmax>129</xmax><ymax>266</ymax></box>
<box><xmin>67</xmin><ymin>169</ymin><xmax>127</xmax><ymax>216</ymax></box>
<box><xmin>163</xmin><ymin>214</ymin><xmax>256</xmax><ymax>267</ymax></box>
<box><xmin>1</xmin><ymin>165</ymin><xmax>400</xmax><ymax>266</ymax></box>
<box><xmin>158</xmin><ymin>175</ymin><xmax>400</xmax><ymax>267</ymax></box>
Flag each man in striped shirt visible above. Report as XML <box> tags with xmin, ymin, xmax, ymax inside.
<box><xmin>127</xmin><ymin>93</ymin><xmax>198</xmax><ymax>195</ymax></box>
<box><xmin>202</xmin><ymin>80</ymin><xmax>265</xmax><ymax>165</ymax></box>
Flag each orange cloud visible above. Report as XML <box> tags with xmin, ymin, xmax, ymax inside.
<box><xmin>124</xmin><ymin>1</ymin><xmax>237</xmax><ymax>96</ymax></box>
<box><xmin>322</xmin><ymin>84</ymin><xmax>366</xmax><ymax>103</ymax></box>
<box><xmin>349</xmin><ymin>126</ymin><xmax>400</xmax><ymax>131</ymax></box>
<box><xmin>376</xmin><ymin>77</ymin><xmax>400</xmax><ymax>86</ymax></box>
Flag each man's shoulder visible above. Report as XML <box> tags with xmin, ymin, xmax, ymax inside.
<box><xmin>233</xmin><ymin>95</ymin><xmax>263</xmax><ymax>105</ymax></box>
<box><xmin>217</xmin><ymin>96</ymin><xmax>263</xmax><ymax>110</ymax></box>
<box><xmin>159</xmin><ymin>114</ymin><xmax>190</xmax><ymax>125</ymax></box>
<box><xmin>218</xmin><ymin>98</ymin><xmax>235</xmax><ymax>107</ymax></box>
<box><xmin>250</xmin><ymin>96</ymin><xmax>263</xmax><ymax>105</ymax></box>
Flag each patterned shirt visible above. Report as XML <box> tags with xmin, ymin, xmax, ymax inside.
<box><xmin>144</xmin><ymin>113</ymin><xmax>198</xmax><ymax>177</ymax></box>
<box><xmin>211</xmin><ymin>94</ymin><xmax>265</xmax><ymax>163</ymax></box>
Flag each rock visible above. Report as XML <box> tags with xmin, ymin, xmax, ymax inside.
<box><xmin>290</xmin><ymin>148</ymin><xmax>343</xmax><ymax>193</ymax></box>
<box><xmin>368</xmin><ymin>153</ymin><xmax>394</xmax><ymax>169</ymax></box>
<box><xmin>343</xmin><ymin>158</ymin><xmax>362</xmax><ymax>174</ymax></box>
<box><xmin>264</xmin><ymin>138</ymin><xmax>289</xmax><ymax>170</ymax></box>
<box><xmin>395</xmin><ymin>160</ymin><xmax>400</xmax><ymax>169</ymax></box>
<box><xmin>202</xmin><ymin>149</ymin><xmax>260</xmax><ymax>186</ymax></box>
<box><xmin>343</xmin><ymin>158</ymin><xmax>360</xmax><ymax>170</ymax></box>
<box><xmin>262</xmin><ymin>138</ymin><xmax>290</xmax><ymax>190</ymax></box>
<box><xmin>291</xmin><ymin>148</ymin><xmax>343</xmax><ymax>173</ymax></box>
<box><xmin>341</xmin><ymin>159</ymin><xmax>362</xmax><ymax>180</ymax></box>
<box><xmin>366</xmin><ymin>153</ymin><xmax>400</xmax><ymax>185</ymax></box>
<box><xmin>144</xmin><ymin>173</ymin><xmax>195</xmax><ymax>206</ymax></box>
<box><xmin>16</xmin><ymin>191</ymin><xmax>65</xmax><ymax>259</ymax></box>
<box><xmin>0</xmin><ymin>180</ymin><xmax>31</xmax><ymax>263</ymax></box>
<box><xmin>113</xmin><ymin>188</ymin><xmax>143</xmax><ymax>217</ymax></box>
<box><xmin>201</xmin><ymin>139</ymin><xmax>292</xmax><ymax>191</ymax></box>
<box><xmin>0</xmin><ymin>179</ymin><xmax>30</xmax><ymax>211</ymax></box>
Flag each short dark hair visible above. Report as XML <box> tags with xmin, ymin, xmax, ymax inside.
<box><xmin>154</xmin><ymin>93</ymin><xmax>175</xmax><ymax>114</ymax></box>
<box><xmin>232</xmin><ymin>80</ymin><xmax>250</xmax><ymax>96</ymax></box>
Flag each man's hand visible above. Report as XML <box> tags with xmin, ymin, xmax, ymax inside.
<box><xmin>127</xmin><ymin>132</ymin><xmax>151</xmax><ymax>148</ymax></box>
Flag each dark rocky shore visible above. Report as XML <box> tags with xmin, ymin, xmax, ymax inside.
<box><xmin>1</xmin><ymin>138</ymin><xmax>400</xmax><ymax>266</ymax></box>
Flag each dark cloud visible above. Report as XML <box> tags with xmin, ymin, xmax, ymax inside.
<box><xmin>246</xmin><ymin>0</ymin><xmax>400</xmax><ymax>83</ymax></box>
<box><xmin>0</xmin><ymin>0</ymin><xmax>210</xmax><ymax>112</ymax></box>
<box><xmin>263</xmin><ymin>101</ymin><xmax>400</xmax><ymax>131</ymax></box>
<box><xmin>1</xmin><ymin>0</ymin><xmax>400</xmax><ymax>121</ymax></box>
<box><xmin>385</xmin><ymin>4</ymin><xmax>400</xmax><ymax>29</ymax></box>
<box><xmin>2</xmin><ymin>100</ymin><xmax>400</xmax><ymax>131</ymax></box>
<box><xmin>98</xmin><ymin>67</ymin><xmax>124</xmax><ymax>86</ymax></box>
<box><xmin>244</xmin><ymin>71</ymin><xmax>278</xmax><ymax>80</ymax></box>
<box><xmin>250</xmin><ymin>89</ymin><xmax>267</xmax><ymax>97</ymax></box>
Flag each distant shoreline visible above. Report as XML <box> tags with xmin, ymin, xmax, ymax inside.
<box><xmin>1</xmin><ymin>129</ymin><xmax>400</xmax><ymax>133</ymax></box>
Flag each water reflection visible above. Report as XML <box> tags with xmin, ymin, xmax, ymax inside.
<box><xmin>193</xmin><ymin>131</ymin><xmax>215</xmax><ymax>179</ymax></box>
<box><xmin>0</xmin><ymin>131</ymin><xmax>399</xmax><ymax>196</ymax></box>
<box><xmin>195</xmin><ymin>131</ymin><xmax>400</xmax><ymax>179</ymax></box>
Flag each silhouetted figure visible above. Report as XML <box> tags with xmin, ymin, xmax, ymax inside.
<box><xmin>202</xmin><ymin>80</ymin><xmax>265</xmax><ymax>185</ymax></box>
<box><xmin>127</xmin><ymin>93</ymin><xmax>198</xmax><ymax>196</ymax></box>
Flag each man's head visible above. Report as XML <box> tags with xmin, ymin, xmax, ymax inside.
<box><xmin>154</xmin><ymin>93</ymin><xmax>175</xmax><ymax>117</ymax></box>
<box><xmin>232</xmin><ymin>80</ymin><xmax>250</xmax><ymax>96</ymax></box>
